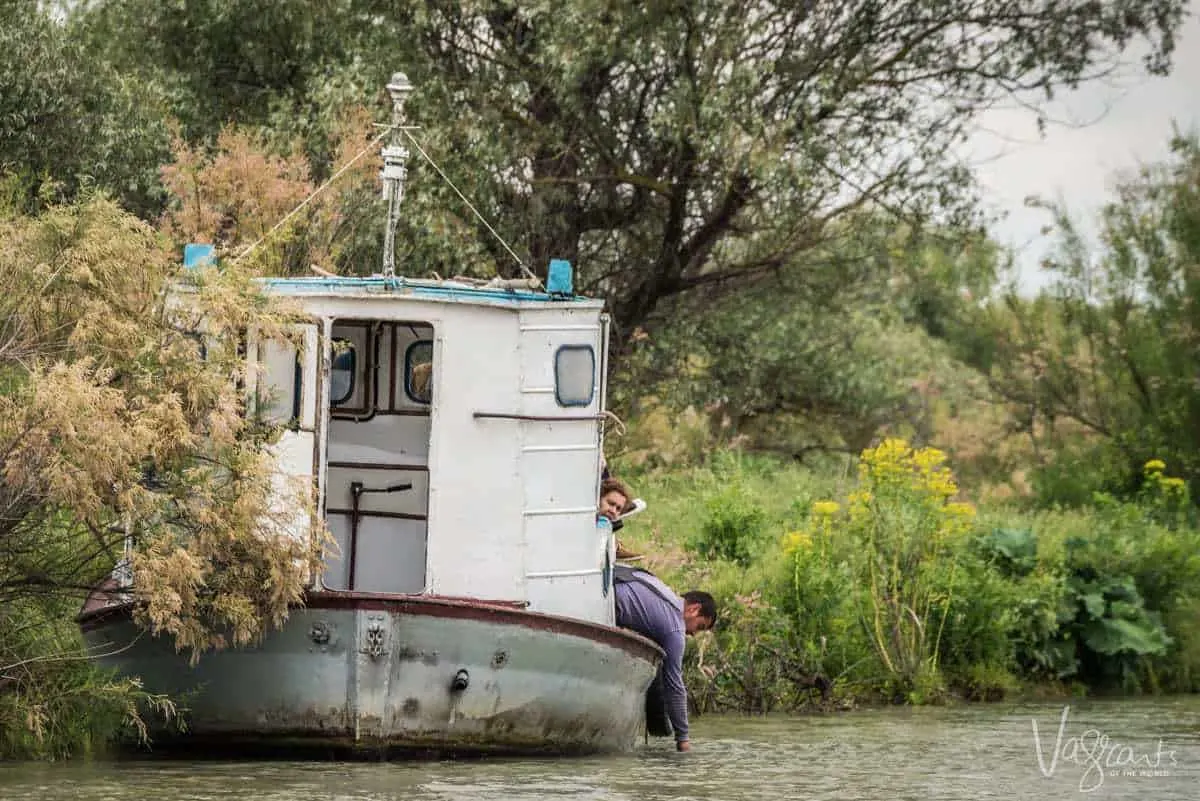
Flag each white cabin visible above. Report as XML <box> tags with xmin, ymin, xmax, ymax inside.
<box><xmin>243</xmin><ymin>275</ymin><xmax>617</xmax><ymax>626</ymax></box>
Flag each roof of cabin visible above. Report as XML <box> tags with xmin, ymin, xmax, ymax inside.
<box><xmin>258</xmin><ymin>276</ymin><xmax>603</xmax><ymax>308</ymax></box>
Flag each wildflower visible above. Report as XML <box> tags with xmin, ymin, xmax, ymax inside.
<box><xmin>847</xmin><ymin>489</ymin><xmax>873</xmax><ymax>522</ymax></box>
<box><xmin>923</xmin><ymin>468</ymin><xmax>958</xmax><ymax>499</ymax></box>
<box><xmin>911</xmin><ymin>446</ymin><xmax>948</xmax><ymax>474</ymax></box>
<box><xmin>859</xmin><ymin>438</ymin><xmax>912</xmax><ymax>483</ymax></box>
<box><xmin>943</xmin><ymin>501</ymin><xmax>976</xmax><ymax>519</ymax></box>
<box><xmin>940</xmin><ymin>502</ymin><xmax>977</xmax><ymax>538</ymax></box>
<box><xmin>848</xmin><ymin>489</ymin><xmax>873</xmax><ymax>505</ymax></box>
<box><xmin>782</xmin><ymin>530</ymin><xmax>813</xmax><ymax>554</ymax></box>
<box><xmin>1144</xmin><ymin>459</ymin><xmax>1166</xmax><ymax>473</ymax></box>
<box><xmin>811</xmin><ymin>500</ymin><xmax>841</xmax><ymax>517</ymax></box>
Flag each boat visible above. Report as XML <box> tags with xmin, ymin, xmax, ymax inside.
<box><xmin>77</xmin><ymin>74</ymin><xmax>663</xmax><ymax>756</ymax></box>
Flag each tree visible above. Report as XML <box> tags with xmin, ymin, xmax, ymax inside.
<box><xmin>978</xmin><ymin>134</ymin><xmax>1200</xmax><ymax>502</ymax></box>
<box><xmin>614</xmin><ymin>219</ymin><xmax>998</xmax><ymax>458</ymax></box>
<box><xmin>73</xmin><ymin>0</ymin><xmax>1186</xmax><ymax>351</ymax></box>
<box><xmin>350</xmin><ymin>0</ymin><xmax>1186</xmax><ymax>347</ymax></box>
<box><xmin>0</xmin><ymin>196</ymin><xmax>325</xmax><ymax>658</ymax></box>
<box><xmin>0</xmin><ymin>3</ymin><xmax>171</xmax><ymax>214</ymax></box>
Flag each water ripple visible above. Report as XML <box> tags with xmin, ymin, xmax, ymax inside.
<box><xmin>2</xmin><ymin>698</ymin><xmax>1197</xmax><ymax>801</ymax></box>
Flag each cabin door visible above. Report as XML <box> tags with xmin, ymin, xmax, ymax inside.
<box><xmin>320</xmin><ymin>319</ymin><xmax>433</xmax><ymax>593</ymax></box>
<box><xmin>518</xmin><ymin>308</ymin><xmax>611</xmax><ymax>623</ymax></box>
<box><xmin>249</xmin><ymin>323</ymin><xmax>319</xmax><ymax>550</ymax></box>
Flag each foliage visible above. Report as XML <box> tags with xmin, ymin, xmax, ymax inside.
<box><xmin>0</xmin><ymin>597</ymin><xmax>176</xmax><ymax>760</ymax></box>
<box><xmin>73</xmin><ymin>0</ymin><xmax>371</xmax><ymax>149</ymax></box>
<box><xmin>0</xmin><ymin>195</ymin><xmax>328</xmax><ymax>752</ymax></box>
<box><xmin>687</xmin><ymin>591</ymin><xmax>831</xmax><ymax>714</ymax></box>
<box><xmin>778</xmin><ymin>502</ymin><xmax>871</xmax><ymax>694</ymax></box>
<box><xmin>686</xmin><ymin>465</ymin><xmax>769</xmax><ymax>566</ymax></box>
<box><xmin>0</xmin><ymin>4</ymin><xmax>170</xmax><ymax>214</ymax></box>
<box><xmin>0</xmin><ymin>0</ymin><xmax>1193</xmax><ymax>752</ymax></box>
<box><xmin>811</xmin><ymin>439</ymin><xmax>975</xmax><ymax>698</ymax></box>
<box><xmin>72</xmin><ymin>0</ymin><xmax>1185</xmax><ymax>349</ymax></box>
<box><xmin>614</xmin><ymin>222</ymin><xmax>1000</xmax><ymax>459</ymax></box>
<box><xmin>157</xmin><ymin>112</ymin><xmax>387</xmax><ymax>275</ymax></box>
<box><xmin>977</xmin><ymin>135</ymin><xmax>1200</xmax><ymax>505</ymax></box>
<box><xmin>623</xmin><ymin>440</ymin><xmax>1200</xmax><ymax>713</ymax></box>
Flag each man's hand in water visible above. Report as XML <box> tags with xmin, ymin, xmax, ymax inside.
<box><xmin>676</xmin><ymin>740</ymin><xmax>691</xmax><ymax>752</ymax></box>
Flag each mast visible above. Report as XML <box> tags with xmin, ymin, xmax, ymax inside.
<box><xmin>381</xmin><ymin>72</ymin><xmax>413</xmax><ymax>278</ymax></box>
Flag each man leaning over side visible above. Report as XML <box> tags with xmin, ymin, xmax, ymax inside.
<box><xmin>613</xmin><ymin>566</ymin><xmax>716</xmax><ymax>752</ymax></box>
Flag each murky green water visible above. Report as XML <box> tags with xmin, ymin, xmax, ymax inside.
<box><xmin>2</xmin><ymin>698</ymin><xmax>1198</xmax><ymax>800</ymax></box>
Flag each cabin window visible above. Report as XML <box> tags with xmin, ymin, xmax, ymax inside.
<box><xmin>405</xmin><ymin>340</ymin><xmax>433</xmax><ymax>404</ymax></box>
<box><xmin>554</xmin><ymin>345</ymin><xmax>595</xmax><ymax>407</ymax></box>
<box><xmin>330</xmin><ymin>339</ymin><xmax>356</xmax><ymax>406</ymax></box>
<box><xmin>254</xmin><ymin>338</ymin><xmax>304</xmax><ymax>427</ymax></box>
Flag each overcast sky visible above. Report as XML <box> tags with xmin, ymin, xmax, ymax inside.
<box><xmin>963</xmin><ymin>8</ymin><xmax>1200</xmax><ymax>292</ymax></box>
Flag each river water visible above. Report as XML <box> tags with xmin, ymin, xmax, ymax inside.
<box><xmin>2</xmin><ymin>697</ymin><xmax>1198</xmax><ymax>800</ymax></box>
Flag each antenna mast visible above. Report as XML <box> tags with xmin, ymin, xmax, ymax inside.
<box><xmin>381</xmin><ymin>72</ymin><xmax>413</xmax><ymax>278</ymax></box>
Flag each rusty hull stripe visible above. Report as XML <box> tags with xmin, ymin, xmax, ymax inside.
<box><xmin>78</xmin><ymin>592</ymin><xmax>663</xmax><ymax>663</ymax></box>
<box><xmin>306</xmin><ymin>591</ymin><xmax>662</xmax><ymax>662</ymax></box>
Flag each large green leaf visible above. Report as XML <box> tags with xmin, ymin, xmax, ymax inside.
<box><xmin>980</xmin><ymin>527</ymin><xmax>1038</xmax><ymax>575</ymax></box>
<box><xmin>1080</xmin><ymin>592</ymin><xmax>1107</xmax><ymax>619</ymax></box>
<box><xmin>1081</xmin><ymin>616</ymin><xmax>1171</xmax><ymax>656</ymax></box>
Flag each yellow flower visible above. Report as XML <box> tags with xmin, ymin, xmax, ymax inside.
<box><xmin>924</xmin><ymin>469</ymin><xmax>958</xmax><ymax>499</ymax></box>
<box><xmin>847</xmin><ymin>489</ymin><xmax>873</xmax><ymax>506</ymax></box>
<box><xmin>859</xmin><ymin>438</ymin><xmax>911</xmax><ymax>482</ymax></box>
<box><xmin>943</xmin><ymin>501</ymin><xmax>976</xmax><ymax>520</ymax></box>
<box><xmin>782</xmin><ymin>530</ymin><xmax>813</xmax><ymax>554</ymax></box>
<box><xmin>911</xmin><ymin>446</ymin><xmax>947</xmax><ymax>473</ymax></box>
<box><xmin>1144</xmin><ymin>459</ymin><xmax>1166</xmax><ymax>473</ymax></box>
<box><xmin>811</xmin><ymin>500</ymin><xmax>841</xmax><ymax>517</ymax></box>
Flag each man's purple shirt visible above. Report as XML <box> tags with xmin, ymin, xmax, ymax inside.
<box><xmin>614</xmin><ymin>572</ymin><xmax>689</xmax><ymax>743</ymax></box>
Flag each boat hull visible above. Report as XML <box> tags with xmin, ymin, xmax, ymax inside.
<box><xmin>80</xmin><ymin>593</ymin><xmax>662</xmax><ymax>756</ymax></box>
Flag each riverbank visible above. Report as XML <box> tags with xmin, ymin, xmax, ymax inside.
<box><xmin>609</xmin><ymin>442</ymin><xmax>1200</xmax><ymax>712</ymax></box>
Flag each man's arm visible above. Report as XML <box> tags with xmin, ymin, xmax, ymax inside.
<box><xmin>660</xmin><ymin>629</ymin><xmax>690</xmax><ymax>750</ymax></box>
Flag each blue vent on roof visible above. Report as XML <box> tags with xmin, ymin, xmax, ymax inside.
<box><xmin>183</xmin><ymin>243</ymin><xmax>216</xmax><ymax>269</ymax></box>
<box><xmin>547</xmin><ymin>259</ymin><xmax>573</xmax><ymax>296</ymax></box>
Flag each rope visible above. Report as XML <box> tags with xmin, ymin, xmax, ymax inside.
<box><xmin>601</xmin><ymin>410</ymin><xmax>627</xmax><ymax>437</ymax></box>
<box><xmin>232</xmin><ymin>129</ymin><xmax>391</xmax><ymax>264</ymax></box>
<box><xmin>399</xmin><ymin>128</ymin><xmax>540</xmax><ymax>284</ymax></box>
<box><xmin>230</xmin><ymin>123</ymin><xmax>541</xmax><ymax>288</ymax></box>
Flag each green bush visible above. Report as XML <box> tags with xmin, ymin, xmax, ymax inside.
<box><xmin>934</xmin><ymin>554</ymin><xmax>1021</xmax><ymax>699</ymax></box>
<box><xmin>0</xmin><ymin>599</ymin><xmax>175</xmax><ymax>759</ymax></box>
<box><xmin>618</xmin><ymin>443</ymin><xmax>1200</xmax><ymax>710</ymax></box>
<box><xmin>688</xmin><ymin>486</ymin><xmax>768</xmax><ymax>565</ymax></box>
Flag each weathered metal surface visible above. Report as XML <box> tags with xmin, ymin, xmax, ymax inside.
<box><xmin>81</xmin><ymin>597</ymin><xmax>661</xmax><ymax>756</ymax></box>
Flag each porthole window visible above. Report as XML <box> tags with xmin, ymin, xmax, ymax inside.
<box><xmin>405</xmin><ymin>340</ymin><xmax>433</xmax><ymax>404</ymax></box>
<box><xmin>330</xmin><ymin>339</ymin><xmax>356</xmax><ymax>406</ymax></box>
<box><xmin>555</xmin><ymin>345</ymin><xmax>595</xmax><ymax>407</ymax></box>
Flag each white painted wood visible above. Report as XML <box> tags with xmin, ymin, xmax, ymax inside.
<box><xmin>249</xmin><ymin>280</ymin><xmax>613</xmax><ymax>624</ymax></box>
<box><xmin>247</xmin><ymin>325</ymin><xmax>319</xmax><ymax>565</ymax></box>
<box><xmin>424</xmin><ymin>306</ymin><xmax>526</xmax><ymax>600</ymax></box>
<box><xmin>515</xmin><ymin>307</ymin><xmax>609</xmax><ymax>623</ymax></box>
<box><xmin>327</xmin><ymin>417</ymin><xmax>431</xmax><ymax>463</ymax></box>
